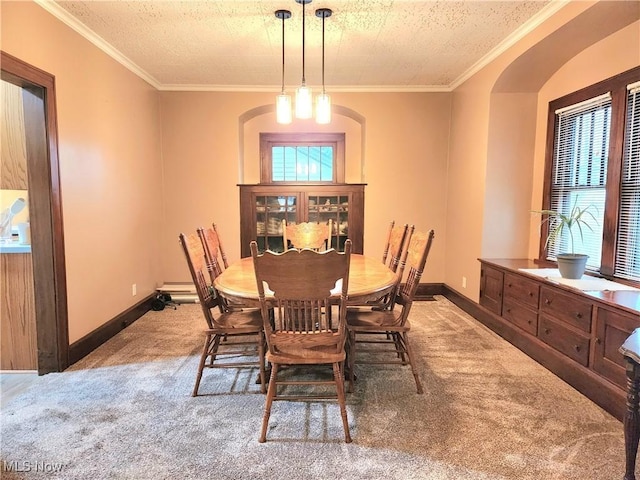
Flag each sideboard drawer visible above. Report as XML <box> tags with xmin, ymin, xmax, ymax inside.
<box><xmin>539</xmin><ymin>315</ymin><xmax>590</xmax><ymax>366</ymax></box>
<box><xmin>503</xmin><ymin>297</ymin><xmax>537</xmax><ymax>335</ymax></box>
<box><xmin>540</xmin><ymin>286</ymin><xmax>592</xmax><ymax>333</ymax></box>
<box><xmin>504</xmin><ymin>273</ymin><xmax>540</xmax><ymax>309</ymax></box>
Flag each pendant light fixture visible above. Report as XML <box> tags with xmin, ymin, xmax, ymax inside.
<box><xmin>275</xmin><ymin>9</ymin><xmax>292</xmax><ymax>124</ymax></box>
<box><xmin>295</xmin><ymin>0</ymin><xmax>313</xmax><ymax>119</ymax></box>
<box><xmin>315</xmin><ymin>8</ymin><xmax>332</xmax><ymax>124</ymax></box>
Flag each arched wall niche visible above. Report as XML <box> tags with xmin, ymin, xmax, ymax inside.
<box><xmin>238</xmin><ymin>103</ymin><xmax>366</xmax><ymax>184</ymax></box>
<box><xmin>481</xmin><ymin>0</ymin><xmax>640</xmax><ymax>259</ymax></box>
<box><xmin>492</xmin><ymin>0</ymin><xmax>640</xmax><ymax>94</ymax></box>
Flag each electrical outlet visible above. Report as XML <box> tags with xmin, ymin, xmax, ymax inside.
<box><xmin>132</xmin><ymin>284</ymin><xmax>137</xmax><ymax>296</ymax></box>
<box><xmin>462</xmin><ymin>276</ymin><xmax>467</xmax><ymax>289</ymax></box>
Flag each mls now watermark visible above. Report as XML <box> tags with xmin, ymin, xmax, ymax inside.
<box><xmin>3</xmin><ymin>460</ymin><xmax>65</xmax><ymax>473</ymax></box>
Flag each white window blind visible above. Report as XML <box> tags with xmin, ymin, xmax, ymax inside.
<box><xmin>548</xmin><ymin>94</ymin><xmax>611</xmax><ymax>268</ymax></box>
<box><xmin>271</xmin><ymin>145</ymin><xmax>334</xmax><ymax>182</ymax></box>
<box><xmin>615</xmin><ymin>85</ymin><xmax>640</xmax><ymax>281</ymax></box>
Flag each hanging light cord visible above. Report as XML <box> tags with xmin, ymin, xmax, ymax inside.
<box><xmin>281</xmin><ymin>14</ymin><xmax>286</xmax><ymax>93</ymax></box>
<box><xmin>321</xmin><ymin>13</ymin><xmax>325</xmax><ymax>94</ymax></box>
<box><xmin>301</xmin><ymin>0</ymin><xmax>306</xmax><ymax>86</ymax></box>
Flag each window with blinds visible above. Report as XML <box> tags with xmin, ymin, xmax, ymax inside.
<box><xmin>548</xmin><ymin>94</ymin><xmax>610</xmax><ymax>269</ymax></box>
<box><xmin>271</xmin><ymin>145</ymin><xmax>333</xmax><ymax>182</ymax></box>
<box><xmin>541</xmin><ymin>66</ymin><xmax>640</xmax><ymax>284</ymax></box>
<box><xmin>615</xmin><ymin>83</ymin><xmax>640</xmax><ymax>280</ymax></box>
<box><xmin>259</xmin><ymin>133</ymin><xmax>345</xmax><ymax>184</ymax></box>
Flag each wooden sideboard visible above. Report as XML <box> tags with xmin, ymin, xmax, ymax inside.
<box><xmin>478</xmin><ymin>258</ymin><xmax>640</xmax><ymax>421</ymax></box>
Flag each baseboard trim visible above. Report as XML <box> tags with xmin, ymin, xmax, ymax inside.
<box><xmin>67</xmin><ymin>284</ymin><xmax>445</xmax><ymax>366</ymax></box>
<box><xmin>414</xmin><ymin>283</ymin><xmax>446</xmax><ymax>301</ymax></box>
<box><xmin>68</xmin><ymin>294</ymin><xmax>155</xmax><ymax>366</ymax></box>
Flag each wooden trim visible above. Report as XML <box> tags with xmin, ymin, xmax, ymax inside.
<box><xmin>414</xmin><ymin>282</ymin><xmax>446</xmax><ymax>301</ymax></box>
<box><xmin>538</xmin><ymin>66</ymin><xmax>640</xmax><ymax>281</ymax></box>
<box><xmin>601</xmin><ymin>81</ymin><xmax>628</xmax><ymax>276</ymax></box>
<box><xmin>1</xmin><ymin>51</ymin><xmax>69</xmax><ymax>374</ymax></box>
<box><xmin>68</xmin><ymin>294</ymin><xmax>155</xmax><ymax>366</ymax></box>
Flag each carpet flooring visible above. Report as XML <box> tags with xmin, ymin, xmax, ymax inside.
<box><xmin>0</xmin><ymin>296</ymin><xmax>627</xmax><ymax>479</ymax></box>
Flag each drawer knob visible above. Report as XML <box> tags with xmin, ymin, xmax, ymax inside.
<box><xmin>574</xmin><ymin>345</ymin><xmax>581</xmax><ymax>352</ymax></box>
<box><xmin>505</xmin><ymin>308</ymin><xmax>511</xmax><ymax>313</ymax></box>
<box><xmin>527</xmin><ymin>320</ymin><xmax>532</xmax><ymax>324</ymax></box>
<box><xmin>544</xmin><ymin>328</ymin><xmax>551</xmax><ymax>334</ymax></box>
<box><xmin>596</xmin><ymin>337</ymin><xmax>602</xmax><ymax>344</ymax></box>
<box><xmin>528</xmin><ymin>291</ymin><xmax>533</xmax><ymax>297</ymax></box>
<box><xmin>507</xmin><ymin>283</ymin><xmax>512</xmax><ymax>288</ymax></box>
<box><xmin>576</xmin><ymin>313</ymin><xmax>583</xmax><ymax>319</ymax></box>
<box><xmin>545</xmin><ymin>299</ymin><xmax>551</xmax><ymax>305</ymax></box>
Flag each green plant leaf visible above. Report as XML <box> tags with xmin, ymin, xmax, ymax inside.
<box><xmin>531</xmin><ymin>198</ymin><xmax>598</xmax><ymax>255</ymax></box>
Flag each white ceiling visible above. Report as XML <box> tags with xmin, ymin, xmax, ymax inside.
<box><xmin>40</xmin><ymin>0</ymin><xmax>562</xmax><ymax>91</ymax></box>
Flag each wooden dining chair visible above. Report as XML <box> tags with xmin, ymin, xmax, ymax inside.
<box><xmin>250</xmin><ymin>239</ymin><xmax>352</xmax><ymax>443</ymax></box>
<box><xmin>179</xmin><ymin>231</ymin><xmax>266</xmax><ymax>396</ymax></box>
<box><xmin>282</xmin><ymin>219</ymin><xmax>333</xmax><ymax>251</ymax></box>
<box><xmin>356</xmin><ymin>222</ymin><xmax>413</xmax><ymax>311</ymax></box>
<box><xmin>346</xmin><ymin>229</ymin><xmax>435</xmax><ymax>394</ymax></box>
<box><xmin>382</xmin><ymin>221</ymin><xmax>411</xmax><ymax>273</ymax></box>
<box><xmin>197</xmin><ymin>224</ymin><xmax>226</xmax><ymax>281</ymax></box>
<box><xmin>198</xmin><ymin>224</ymin><xmax>252</xmax><ymax>311</ymax></box>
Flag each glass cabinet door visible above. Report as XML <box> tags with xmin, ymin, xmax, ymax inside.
<box><xmin>255</xmin><ymin>194</ymin><xmax>297</xmax><ymax>253</ymax></box>
<box><xmin>307</xmin><ymin>194</ymin><xmax>349</xmax><ymax>251</ymax></box>
<box><xmin>240</xmin><ymin>184</ymin><xmax>363</xmax><ymax>258</ymax></box>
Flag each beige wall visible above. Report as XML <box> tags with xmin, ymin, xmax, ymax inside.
<box><xmin>1</xmin><ymin>1</ymin><xmax>638</xmax><ymax>347</ymax></box>
<box><xmin>160</xmin><ymin>91</ymin><xmax>451</xmax><ymax>283</ymax></box>
<box><xmin>1</xmin><ymin>2</ymin><xmax>163</xmax><ymax>343</ymax></box>
<box><xmin>446</xmin><ymin>1</ymin><xmax>639</xmax><ymax>302</ymax></box>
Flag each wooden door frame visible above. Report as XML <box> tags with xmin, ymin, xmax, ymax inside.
<box><xmin>1</xmin><ymin>51</ymin><xmax>69</xmax><ymax>374</ymax></box>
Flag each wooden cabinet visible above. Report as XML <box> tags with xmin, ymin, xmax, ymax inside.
<box><xmin>593</xmin><ymin>307</ymin><xmax>639</xmax><ymax>389</ymax></box>
<box><xmin>540</xmin><ymin>286</ymin><xmax>592</xmax><ymax>333</ymax></box>
<box><xmin>478</xmin><ymin>258</ymin><xmax>640</xmax><ymax>420</ymax></box>
<box><xmin>502</xmin><ymin>273</ymin><xmax>539</xmax><ymax>335</ymax></box>
<box><xmin>479</xmin><ymin>264</ymin><xmax>503</xmax><ymax>315</ymax></box>
<box><xmin>1</xmin><ymin>253</ymin><xmax>37</xmax><ymax>369</ymax></box>
<box><xmin>239</xmin><ymin>184</ymin><xmax>365</xmax><ymax>258</ymax></box>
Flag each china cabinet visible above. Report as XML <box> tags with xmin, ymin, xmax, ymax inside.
<box><xmin>239</xmin><ymin>184</ymin><xmax>365</xmax><ymax>257</ymax></box>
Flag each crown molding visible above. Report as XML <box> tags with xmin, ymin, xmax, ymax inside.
<box><xmin>35</xmin><ymin>0</ymin><xmax>569</xmax><ymax>94</ymax></box>
<box><xmin>34</xmin><ymin>0</ymin><xmax>161</xmax><ymax>89</ymax></box>
<box><xmin>449</xmin><ymin>0</ymin><xmax>570</xmax><ymax>90</ymax></box>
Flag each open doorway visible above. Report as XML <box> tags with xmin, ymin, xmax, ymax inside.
<box><xmin>1</xmin><ymin>51</ymin><xmax>68</xmax><ymax>374</ymax></box>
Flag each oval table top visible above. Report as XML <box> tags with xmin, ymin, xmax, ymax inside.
<box><xmin>214</xmin><ymin>254</ymin><xmax>397</xmax><ymax>305</ymax></box>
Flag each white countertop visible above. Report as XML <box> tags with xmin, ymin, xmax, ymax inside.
<box><xmin>518</xmin><ymin>267</ymin><xmax>639</xmax><ymax>291</ymax></box>
<box><xmin>0</xmin><ymin>240</ymin><xmax>32</xmax><ymax>254</ymax></box>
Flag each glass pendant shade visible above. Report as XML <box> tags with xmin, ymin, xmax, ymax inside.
<box><xmin>315</xmin><ymin>93</ymin><xmax>331</xmax><ymax>124</ymax></box>
<box><xmin>295</xmin><ymin>85</ymin><xmax>313</xmax><ymax>119</ymax></box>
<box><xmin>276</xmin><ymin>93</ymin><xmax>292</xmax><ymax>124</ymax></box>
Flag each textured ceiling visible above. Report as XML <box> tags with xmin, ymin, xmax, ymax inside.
<box><xmin>42</xmin><ymin>0</ymin><xmax>559</xmax><ymax>91</ymax></box>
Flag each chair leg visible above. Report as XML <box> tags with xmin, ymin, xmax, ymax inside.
<box><xmin>258</xmin><ymin>331</ymin><xmax>267</xmax><ymax>394</ymax></box>
<box><xmin>207</xmin><ymin>334</ymin><xmax>222</xmax><ymax>366</ymax></box>
<box><xmin>192</xmin><ymin>332</ymin><xmax>213</xmax><ymax>397</ymax></box>
<box><xmin>333</xmin><ymin>362</ymin><xmax>352</xmax><ymax>443</ymax></box>
<box><xmin>259</xmin><ymin>363</ymin><xmax>279</xmax><ymax>443</ymax></box>
<box><xmin>347</xmin><ymin>331</ymin><xmax>356</xmax><ymax>392</ymax></box>
<box><xmin>402</xmin><ymin>332</ymin><xmax>423</xmax><ymax>394</ymax></box>
<box><xmin>393</xmin><ymin>332</ymin><xmax>407</xmax><ymax>363</ymax></box>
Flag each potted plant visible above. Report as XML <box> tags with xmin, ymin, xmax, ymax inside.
<box><xmin>532</xmin><ymin>199</ymin><xmax>598</xmax><ymax>279</ymax></box>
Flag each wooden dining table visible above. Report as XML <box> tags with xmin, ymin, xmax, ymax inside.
<box><xmin>214</xmin><ymin>253</ymin><xmax>397</xmax><ymax>306</ymax></box>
